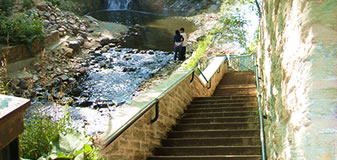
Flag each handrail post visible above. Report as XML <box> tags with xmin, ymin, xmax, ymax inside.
<box><xmin>190</xmin><ymin>71</ymin><xmax>195</xmax><ymax>83</ymax></box>
<box><xmin>150</xmin><ymin>100</ymin><xmax>159</xmax><ymax>123</ymax></box>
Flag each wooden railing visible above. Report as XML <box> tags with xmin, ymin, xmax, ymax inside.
<box><xmin>0</xmin><ymin>95</ymin><xmax>30</xmax><ymax>160</ymax></box>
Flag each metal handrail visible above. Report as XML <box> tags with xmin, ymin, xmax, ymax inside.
<box><xmin>102</xmin><ymin>64</ymin><xmax>219</xmax><ymax>149</ymax></box>
<box><xmin>254</xmin><ymin>56</ymin><xmax>267</xmax><ymax>160</ymax></box>
<box><xmin>196</xmin><ymin>67</ymin><xmax>212</xmax><ymax>89</ymax></box>
<box><xmin>226</xmin><ymin>53</ymin><xmax>266</xmax><ymax>159</ymax></box>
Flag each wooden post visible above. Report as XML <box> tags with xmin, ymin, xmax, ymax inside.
<box><xmin>0</xmin><ymin>95</ymin><xmax>30</xmax><ymax>160</ymax></box>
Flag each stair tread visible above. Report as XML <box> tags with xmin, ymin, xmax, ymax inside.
<box><xmin>176</xmin><ymin>122</ymin><xmax>259</xmax><ymax>125</ymax></box>
<box><xmin>184</xmin><ymin>111</ymin><xmax>258</xmax><ymax>114</ymax></box>
<box><xmin>149</xmin><ymin>155</ymin><xmax>262</xmax><ymax>158</ymax></box>
<box><xmin>195</xmin><ymin>95</ymin><xmax>257</xmax><ymax>99</ymax></box>
<box><xmin>193</xmin><ymin>99</ymin><xmax>256</xmax><ymax>102</ymax></box>
<box><xmin>157</xmin><ymin>146</ymin><xmax>261</xmax><ymax>149</ymax></box>
<box><xmin>164</xmin><ymin>137</ymin><xmax>261</xmax><ymax>140</ymax></box>
<box><xmin>170</xmin><ymin>129</ymin><xmax>260</xmax><ymax>132</ymax></box>
<box><xmin>186</xmin><ymin>107</ymin><xmax>257</xmax><ymax>111</ymax></box>
<box><xmin>181</xmin><ymin>116</ymin><xmax>257</xmax><ymax>119</ymax></box>
<box><xmin>188</xmin><ymin>102</ymin><xmax>257</xmax><ymax>106</ymax></box>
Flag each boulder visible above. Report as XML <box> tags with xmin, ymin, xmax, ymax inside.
<box><xmin>75</xmin><ymin>99</ymin><xmax>93</xmax><ymax>107</ymax></box>
<box><xmin>147</xmin><ymin>50</ymin><xmax>154</xmax><ymax>55</ymax></box>
<box><xmin>80</xmin><ymin>25</ymin><xmax>86</xmax><ymax>32</ymax></box>
<box><xmin>94</xmin><ymin>50</ymin><xmax>101</xmax><ymax>56</ymax></box>
<box><xmin>78</xmin><ymin>31</ymin><xmax>88</xmax><ymax>39</ymax></box>
<box><xmin>44</xmin><ymin>12</ymin><xmax>50</xmax><ymax>18</ymax></box>
<box><xmin>87</xmin><ymin>28</ymin><xmax>94</xmax><ymax>33</ymax></box>
<box><xmin>59</xmin><ymin>75</ymin><xmax>69</xmax><ymax>81</ymax></box>
<box><xmin>19</xmin><ymin>79</ymin><xmax>28</xmax><ymax>90</ymax></box>
<box><xmin>76</xmin><ymin>37</ymin><xmax>85</xmax><ymax>46</ymax></box>
<box><xmin>79</xmin><ymin>67</ymin><xmax>87</xmax><ymax>75</ymax></box>
<box><xmin>42</xmin><ymin>20</ymin><xmax>50</xmax><ymax>26</ymax></box>
<box><xmin>68</xmin><ymin>41</ymin><xmax>81</xmax><ymax>51</ymax></box>
<box><xmin>83</xmin><ymin>41</ymin><xmax>94</xmax><ymax>49</ymax></box>
<box><xmin>99</xmin><ymin>62</ymin><xmax>106</xmax><ymax>68</ymax></box>
<box><xmin>71</xmin><ymin>86</ymin><xmax>82</xmax><ymax>97</ymax></box>
<box><xmin>62</xmin><ymin>47</ymin><xmax>74</xmax><ymax>58</ymax></box>
<box><xmin>100</xmin><ymin>37</ymin><xmax>110</xmax><ymax>45</ymax></box>
<box><xmin>37</xmin><ymin>4</ymin><xmax>48</xmax><ymax>11</ymax></box>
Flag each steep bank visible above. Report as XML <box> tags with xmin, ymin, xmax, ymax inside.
<box><xmin>258</xmin><ymin>0</ymin><xmax>337</xmax><ymax>159</ymax></box>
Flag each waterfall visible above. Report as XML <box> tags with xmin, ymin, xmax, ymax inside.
<box><xmin>107</xmin><ymin>0</ymin><xmax>132</xmax><ymax>10</ymax></box>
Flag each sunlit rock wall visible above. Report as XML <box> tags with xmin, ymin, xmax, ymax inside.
<box><xmin>258</xmin><ymin>0</ymin><xmax>337</xmax><ymax>159</ymax></box>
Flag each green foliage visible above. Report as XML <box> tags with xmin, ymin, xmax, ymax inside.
<box><xmin>46</xmin><ymin>0</ymin><xmax>62</xmax><ymax>6</ymax></box>
<box><xmin>0</xmin><ymin>12</ymin><xmax>45</xmax><ymax>45</ymax></box>
<box><xmin>0</xmin><ymin>80</ymin><xmax>10</xmax><ymax>94</ymax></box>
<box><xmin>183</xmin><ymin>35</ymin><xmax>213</xmax><ymax>69</ymax></box>
<box><xmin>20</xmin><ymin>105</ymin><xmax>72</xmax><ymax>159</ymax></box>
<box><xmin>46</xmin><ymin>131</ymin><xmax>101</xmax><ymax>160</ymax></box>
<box><xmin>0</xmin><ymin>0</ymin><xmax>14</xmax><ymax>15</ymax></box>
<box><xmin>20</xmin><ymin>108</ymin><xmax>66</xmax><ymax>159</ymax></box>
<box><xmin>23</xmin><ymin>0</ymin><xmax>34</xmax><ymax>10</ymax></box>
<box><xmin>211</xmin><ymin>12</ymin><xmax>247</xmax><ymax>48</ymax></box>
<box><xmin>20</xmin><ymin>106</ymin><xmax>101</xmax><ymax>160</ymax></box>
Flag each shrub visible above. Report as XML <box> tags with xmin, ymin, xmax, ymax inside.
<box><xmin>46</xmin><ymin>0</ymin><xmax>62</xmax><ymax>6</ymax></box>
<box><xmin>20</xmin><ymin>106</ymin><xmax>102</xmax><ymax>160</ymax></box>
<box><xmin>0</xmin><ymin>12</ymin><xmax>45</xmax><ymax>46</ymax></box>
<box><xmin>20</xmin><ymin>106</ymin><xmax>71</xmax><ymax>159</ymax></box>
<box><xmin>0</xmin><ymin>0</ymin><xmax>14</xmax><ymax>16</ymax></box>
<box><xmin>23</xmin><ymin>0</ymin><xmax>34</xmax><ymax>10</ymax></box>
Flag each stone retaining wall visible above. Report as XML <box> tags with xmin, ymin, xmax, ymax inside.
<box><xmin>102</xmin><ymin>62</ymin><xmax>227</xmax><ymax>160</ymax></box>
<box><xmin>258</xmin><ymin>0</ymin><xmax>337</xmax><ymax>159</ymax></box>
<box><xmin>0</xmin><ymin>31</ymin><xmax>59</xmax><ymax>63</ymax></box>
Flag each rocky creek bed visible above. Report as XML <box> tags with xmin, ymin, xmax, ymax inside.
<box><xmin>6</xmin><ymin>2</ymin><xmax>185</xmax><ymax>136</ymax></box>
<box><xmin>3</xmin><ymin>1</ymin><xmax>217</xmax><ymax>137</ymax></box>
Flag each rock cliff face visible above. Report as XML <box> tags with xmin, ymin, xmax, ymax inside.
<box><xmin>129</xmin><ymin>0</ymin><xmax>221</xmax><ymax>14</ymax></box>
<box><xmin>258</xmin><ymin>0</ymin><xmax>336</xmax><ymax>159</ymax></box>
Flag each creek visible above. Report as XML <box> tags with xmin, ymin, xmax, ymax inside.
<box><xmin>89</xmin><ymin>10</ymin><xmax>196</xmax><ymax>51</ymax></box>
<box><xmin>28</xmin><ymin>4</ymin><xmax>196</xmax><ymax>135</ymax></box>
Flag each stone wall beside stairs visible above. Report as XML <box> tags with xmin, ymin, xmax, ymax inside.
<box><xmin>258</xmin><ymin>0</ymin><xmax>337</xmax><ymax>159</ymax></box>
<box><xmin>102</xmin><ymin>62</ymin><xmax>228</xmax><ymax>160</ymax></box>
<box><xmin>0</xmin><ymin>31</ymin><xmax>59</xmax><ymax>63</ymax></box>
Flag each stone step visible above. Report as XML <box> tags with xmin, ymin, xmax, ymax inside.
<box><xmin>185</xmin><ymin>106</ymin><xmax>257</xmax><ymax>113</ymax></box>
<box><xmin>179</xmin><ymin>117</ymin><xmax>258</xmax><ymax>124</ymax></box>
<box><xmin>191</xmin><ymin>99</ymin><xmax>256</xmax><ymax>104</ymax></box>
<box><xmin>214</xmin><ymin>88</ymin><xmax>257</xmax><ymax>94</ymax></box>
<box><xmin>187</xmin><ymin>103</ymin><xmax>257</xmax><ymax>109</ymax></box>
<box><xmin>213</xmin><ymin>93</ymin><xmax>257</xmax><ymax>97</ymax></box>
<box><xmin>216</xmin><ymin>84</ymin><xmax>256</xmax><ymax>89</ymax></box>
<box><xmin>162</xmin><ymin>137</ymin><xmax>260</xmax><ymax>147</ymax></box>
<box><xmin>193</xmin><ymin>96</ymin><xmax>257</xmax><ymax>100</ymax></box>
<box><xmin>182</xmin><ymin>111</ymin><xmax>258</xmax><ymax>118</ymax></box>
<box><xmin>173</xmin><ymin>123</ymin><xmax>259</xmax><ymax>131</ymax></box>
<box><xmin>148</xmin><ymin>155</ymin><xmax>261</xmax><ymax>160</ymax></box>
<box><xmin>213</xmin><ymin>89</ymin><xmax>257</xmax><ymax>94</ymax></box>
<box><xmin>167</xmin><ymin>130</ymin><xmax>260</xmax><ymax>138</ymax></box>
<box><xmin>153</xmin><ymin>146</ymin><xmax>262</xmax><ymax>156</ymax></box>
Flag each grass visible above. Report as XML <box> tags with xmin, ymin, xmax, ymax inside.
<box><xmin>20</xmin><ymin>105</ymin><xmax>71</xmax><ymax>159</ymax></box>
<box><xmin>183</xmin><ymin>35</ymin><xmax>214</xmax><ymax>69</ymax></box>
<box><xmin>20</xmin><ymin>105</ymin><xmax>103</xmax><ymax>160</ymax></box>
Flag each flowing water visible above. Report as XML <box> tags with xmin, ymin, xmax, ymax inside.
<box><xmin>107</xmin><ymin>0</ymin><xmax>132</xmax><ymax>9</ymax></box>
<box><xmin>33</xmin><ymin>9</ymin><xmax>196</xmax><ymax>135</ymax></box>
<box><xmin>76</xmin><ymin>10</ymin><xmax>196</xmax><ymax>106</ymax></box>
<box><xmin>89</xmin><ymin>10</ymin><xmax>196</xmax><ymax>51</ymax></box>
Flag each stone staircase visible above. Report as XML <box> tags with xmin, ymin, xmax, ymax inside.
<box><xmin>148</xmin><ymin>71</ymin><xmax>262</xmax><ymax>160</ymax></box>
